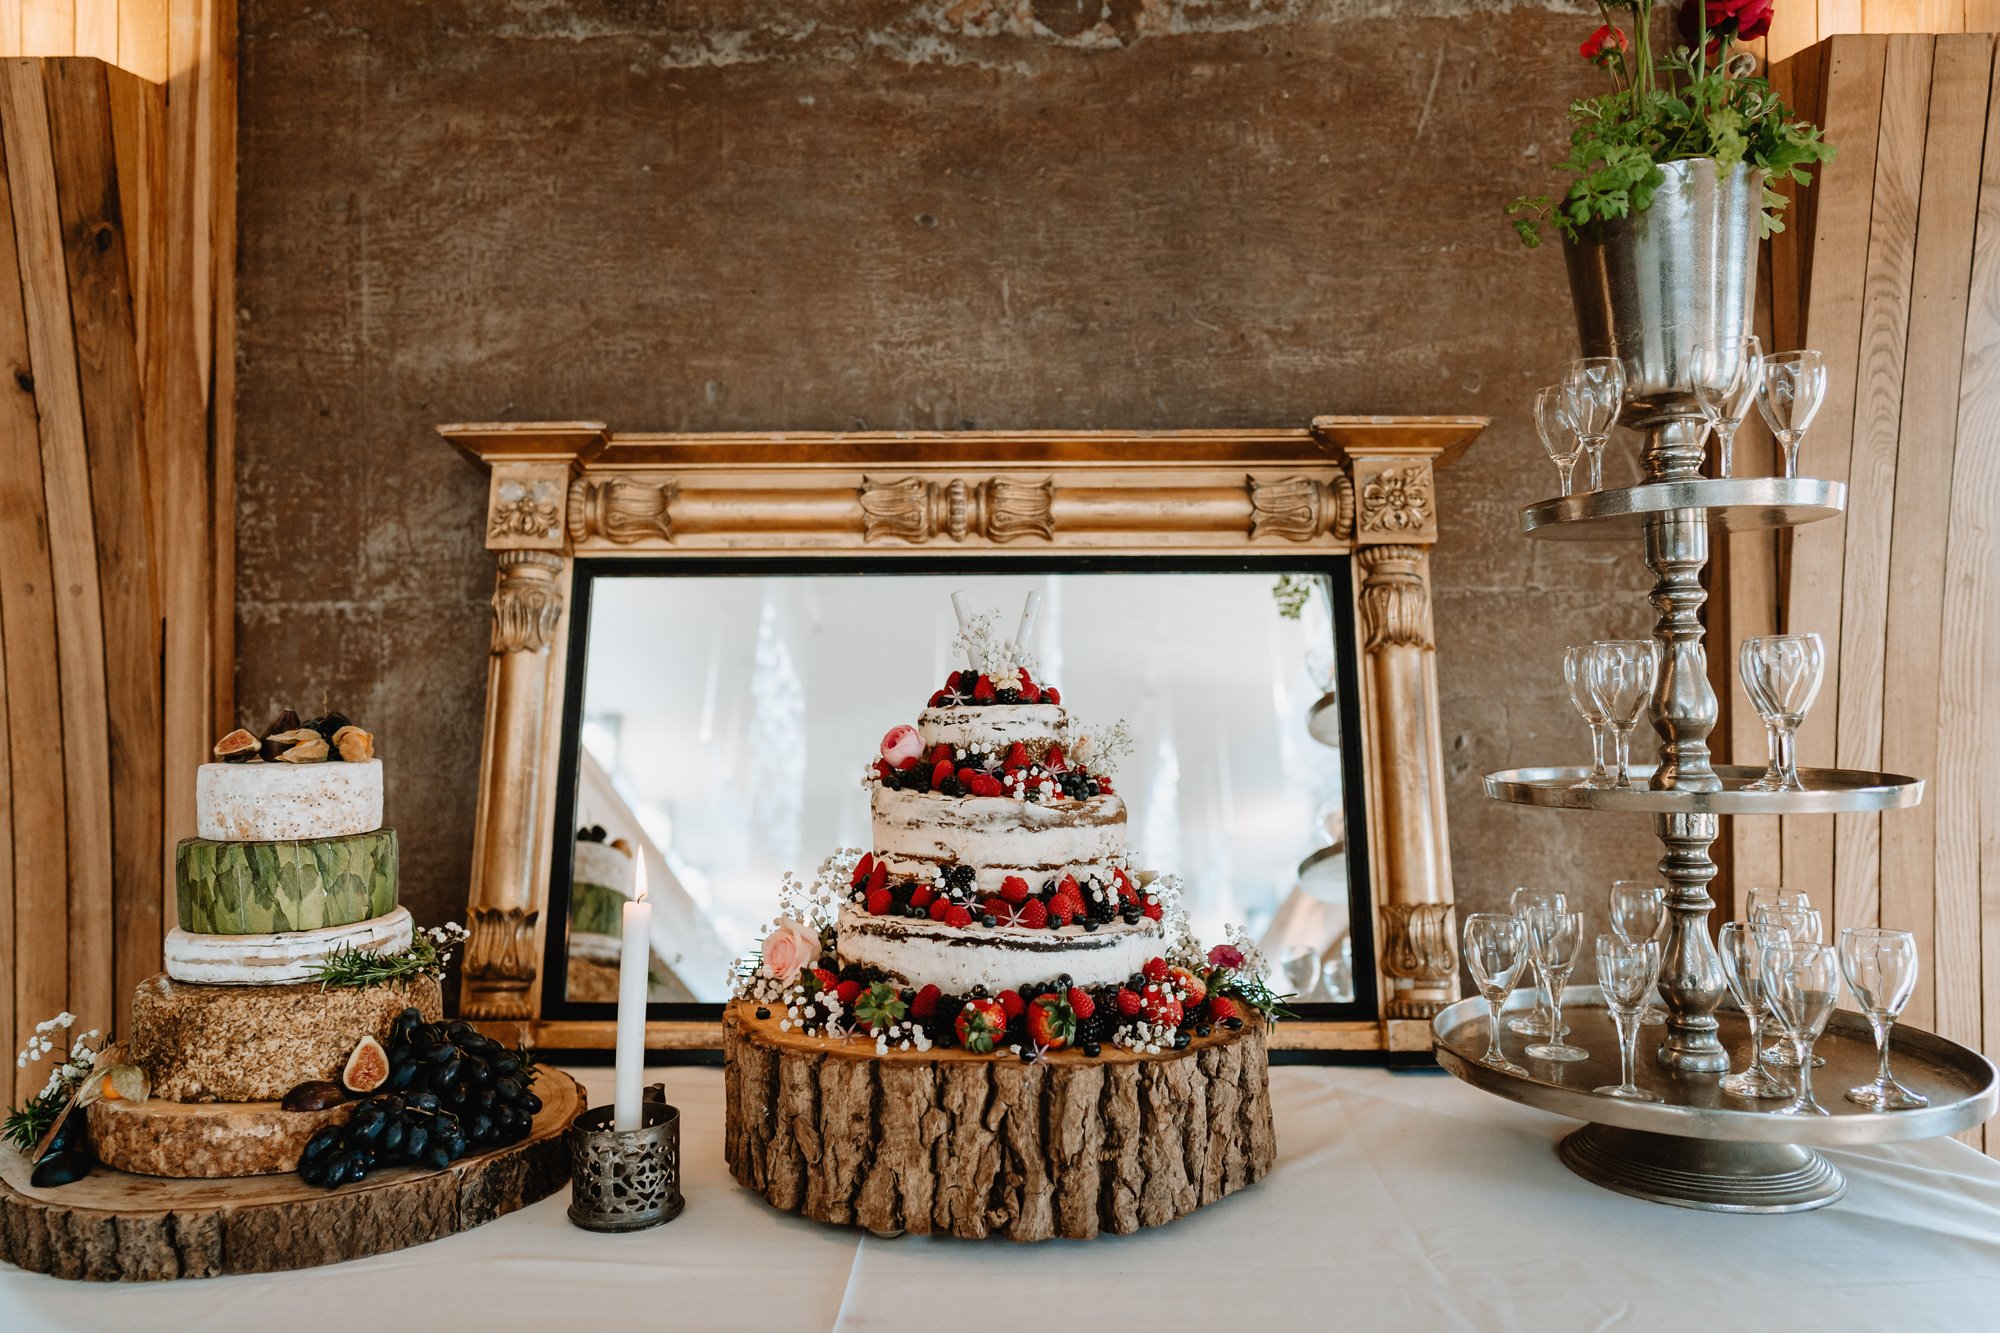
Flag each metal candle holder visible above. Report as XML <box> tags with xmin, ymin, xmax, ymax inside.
<box><xmin>567</xmin><ymin>1084</ymin><xmax>684</xmax><ymax>1232</ymax></box>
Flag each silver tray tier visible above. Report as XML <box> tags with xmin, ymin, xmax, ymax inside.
<box><xmin>1484</xmin><ymin>763</ymin><xmax>1924</xmax><ymax>815</ymax></box>
<box><xmin>1522</xmin><ymin>476</ymin><xmax>1845</xmax><ymax>541</ymax></box>
<box><xmin>1434</xmin><ymin>987</ymin><xmax>1998</xmax><ymax>1211</ymax></box>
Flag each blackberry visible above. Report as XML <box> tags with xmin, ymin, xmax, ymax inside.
<box><xmin>942</xmin><ymin>864</ymin><xmax>976</xmax><ymax>895</ymax></box>
<box><xmin>1077</xmin><ymin>1012</ymin><xmax>1111</xmax><ymax>1045</ymax></box>
<box><xmin>998</xmin><ymin>689</ymin><xmax>1021</xmax><ymax>704</ymax></box>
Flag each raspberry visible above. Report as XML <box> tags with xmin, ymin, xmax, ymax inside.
<box><xmin>999</xmin><ymin>875</ymin><xmax>1030</xmax><ymax>903</ymax></box>
<box><xmin>1142</xmin><ymin>899</ymin><xmax>1163</xmax><ymax>921</ymax></box>
<box><xmin>929</xmin><ymin>897</ymin><xmax>951</xmax><ymax>922</ymax></box>
<box><xmin>944</xmin><ymin>904</ymin><xmax>973</xmax><ymax>928</ymax></box>
<box><xmin>834</xmin><ymin>979</ymin><xmax>862</xmax><ymax>1007</ymax></box>
<box><xmin>1114</xmin><ymin>988</ymin><xmax>1142</xmax><ymax>1018</ymax></box>
<box><xmin>1018</xmin><ymin>899</ymin><xmax>1049</xmax><ymax>929</ymax></box>
<box><xmin>1067</xmin><ymin>987</ymin><xmax>1096</xmax><ymax>1019</ymax></box>
<box><xmin>1143</xmin><ymin>957</ymin><xmax>1170</xmax><ymax>983</ymax></box>
<box><xmin>909</xmin><ymin>884</ymin><xmax>935</xmax><ymax>910</ymax></box>
<box><xmin>982</xmin><ymin>896</ymin><xmax>1011</xmax><ymax>921</ymax></box>
<box><xmin>912</xmin><ymin>984</ymin><xmax>941</xmax><ymax>1018</ymax></box>
<box><xmin>812</xmin><ymin>968</ymin><xmax>838</xmax><ymax>993</ymax></box>
<box><xmin>1049</xmin><ymin>904</ymin><xmax>1073</xmax><ymax>928</ymax></box>
<box><xmin>865</xmin><ymin>888</ymin><xmax>892</xmax><ymax>916</ymax></box>
<box><xmin>997</xmin><ymin>989</ymin><xmax>1025</xmax><ymax>1019</ymax></box>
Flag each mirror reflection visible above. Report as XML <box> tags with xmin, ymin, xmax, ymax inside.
<box><xmin>554</xmin><ymin>570</ymin><xmax>1360</xmax><ymax>1008</ymax></box>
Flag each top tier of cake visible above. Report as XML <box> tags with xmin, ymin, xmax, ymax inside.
<box><xmin>197</xmin><ymin>758</ymin><xmax>384</xmax><ymax>842</ymax></box>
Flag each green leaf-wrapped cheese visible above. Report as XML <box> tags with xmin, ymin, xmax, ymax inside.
<box><xmin>175</xmin><ymin>829</ymin><xmax>398</xmax><ymax>934</ymax></box>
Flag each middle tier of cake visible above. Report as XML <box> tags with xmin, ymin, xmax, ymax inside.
<box><xmin>871</xmin><ymin>787</ymin><xmax>1125</xmax><ymax>893</ymax></box>
<box><xmin>836</xmin><ymin>902</ymin><xmax>1162</xmax><ymax>992</ymax></box>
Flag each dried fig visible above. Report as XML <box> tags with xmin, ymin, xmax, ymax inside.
<box><xmin>281</xmin><ymin>1079</ymin><xmax>346</xmax><ymax>1112</ymax></box>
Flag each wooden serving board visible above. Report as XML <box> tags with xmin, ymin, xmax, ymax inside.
<box><xmin>723</xmin><ymin>1002</ymin><xmax>1275</xmax><ymax>1241</ymax></box>
<box><xmin>0</xmin><ymin>1069</ymin><xmax>583</xmax><ymax>1281</ymax></box>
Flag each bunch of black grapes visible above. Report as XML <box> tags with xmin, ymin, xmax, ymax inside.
<box><xmin>297</xmin><ymin>1010</ymin><xmax>542</xmax><ymax>1188</ymax></box>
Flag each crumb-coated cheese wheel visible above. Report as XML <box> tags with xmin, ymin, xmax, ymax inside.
<box><xmin>195</xmin><ymin>758</ymin><xmax>383</xmax><ymax>841</ymax></box>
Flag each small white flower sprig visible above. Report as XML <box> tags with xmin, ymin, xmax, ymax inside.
<box><xmin>953</xmin><ymin>608</ymin><xmax>1038</xmax><ymax>693</ymax></box>
<box><xmin>6</xmin><ymin>1012</ymin><xmax>142</xmax><ymax>1153</ymax></box>
<box><xmin>1062</xmin><ymin>717</ymin><xmax>1133</xmax><ymax>777</ymax></box>
<box><xmin>728</xmin><ymin>850</ymin><xmax>853</xmax><ymax>1003</ymax></box>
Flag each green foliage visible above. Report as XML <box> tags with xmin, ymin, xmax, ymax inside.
<box><xmin>177</xmin><ymin>830</ymin><xmax>398</xmax><ymax>934</ymax></box>
<box><xmin>854</xmin><ymin>982</ymin><xmax>908</xmax><ymax>1033</ymax></box>
<box><xmin>307</xmin><ymin>922</ymin><xmax>465</xmax><ymax>990</ymax></box>
<box><xmin>1510</xmin><ymin>3</ymin><xmax>1832</xmax><ymax>247</ymax></box>
<box><xmin>3</xmin><ymin>1093</ymin><xmax>62</xmax><ymax>1153</ymax></box>
<box><xmin>1270</xmin><ymin>574</ymin><xmax>1314</xmax><ymax>620</ymax></box>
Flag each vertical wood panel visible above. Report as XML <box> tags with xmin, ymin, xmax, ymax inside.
<box><xmin>1969</xmin><ymin>1</ymin><xmax>2000</xmax><ymax>30</ymax></box>
<box><xmin>205</xmin><ymin>0</ymin><xmax>233</xmax><ymax>735</ymax></box>
<box><xmin>1864</xmin><ymin>0</ymin><xmax>1966</xmax><ymax>30</ymax></box>
<box><xmin>117</xmin><ymin>0</ymin><xmax>167</xmax><ymax>83</ymax></box>
<box><xmin>0</xmin><ymin>57</ymin><xmax>109</xmax><ymax>1048</ymax></box>
<box><xmin>1831</xmin><ymin>35</ymin><xmax>1931</xmax><ymax>938</ymax></box>
<box><xmin>19</xmin><ymin>3</ymin><xmax>69</xmax><ymax>56</ymax></box>
<box><xmin>0</xmin><ymin>4</ymin><xmax>21</xmax><ymax>58</ymax></box>
<box><xmin>71</xmin><ymin>0</ymin><xmax>110</xmax><ymax>61</ymax></box>
<box><xmin>1879</xmin><ymin>35</ymin><xmax>1992</xmax><ymax>1030</ymax></box>
<box><xmin>43</xmin><ymin>56</ymin><xmax>161</xmax><ymax>1033</ymax></box>
<box><xmin>1781</xmin><ymin>36</ymin><xmax>1887</xmax><ymax>903</ymax></box>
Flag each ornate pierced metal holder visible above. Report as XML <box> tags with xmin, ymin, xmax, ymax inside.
<box><xmin>567</xmin><ymin>1086</ymin><xmax>684</xmax><ymax>1232</ymax></box>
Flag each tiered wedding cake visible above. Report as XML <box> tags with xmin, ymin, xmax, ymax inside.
<box><xmin>89</xmin><ymin>712</ymin><xmax>444</xmax><ymax>1178</ymax></box>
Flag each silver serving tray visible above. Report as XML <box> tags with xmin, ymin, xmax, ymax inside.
<box><xmin>1484</xmin><ymin>764</ymin><xmax>1924</xmax><ymax>815</ymax></box>
<box><xmin>1433</xmin><ymin>987</ymin><xmax>1997</xmax><ymax>1147</ymax></box>
<box><xmin>1522</xmin><ymin>477</ymin><xmax>1846</xmax><ymax>541</ymax></box>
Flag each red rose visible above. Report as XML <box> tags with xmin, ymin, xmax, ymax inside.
<box><xmin>1579</xmin><ymin>24</ymin><xmax>1628</xmax><ymax>63</ymax></box>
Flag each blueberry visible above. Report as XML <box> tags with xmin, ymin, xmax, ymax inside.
<box><xmin>755</xmin><ymin>1006</ymin><xmax>771</xmax><ymax>1020</ymax></box>
<box><xmin>1082</xmin><ymin>1042</ymin><xmax>1101</xmax><ymax>1057</ymax></box>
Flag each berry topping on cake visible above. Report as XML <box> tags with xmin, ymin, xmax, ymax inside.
<box><xmin>1067</xmin><ymin>987</ymin><xmax>1096</xmax><ymax>1019</ymax></box>
<box><xmin>850</xmin><ymin>853</ymin><xmax>876</xmax><ymax>887</ymax></box>
<box><xmin>972</xmin><ymin>674</ymin><xmax>996</xmax><ymax>702</ymax></box>
<box><xmin>865</xmin><ymin>886</ymin><xmax>892</xmax><ymax>916</ymax></box>
<box><xmin>997</xmin><ymin>989</ymin><xmax>1026</xmax><ymax>1019</ymax></box>
<box><xmin>943</xmin><ymin>904</ymin><xmax>973</xmax><ymax>928</ymax></box>
<box><xmin>956</xmin><ymin>997</ymin><xmax>1007</xmax><ymax>1053</ymax></box>
<box><xmin>999</xmin><ymin>875</ymin><xmax>1030</xmax><ymax>903</ymax></box>
<box><xmin>911</xmin><ymin>984</ymin><xmax>941</xmax><ymax>1018</ymax></box>
<box><xmin>1142</xmin><ymin>898</ymin><xmax>1163</xmax><ymax>920</ymax></box>
<box><xmin>811</xmin><ymin>968</ymin><xmax>838</xmax><ymax>993</ymax></box>
<box><xmin>1143</xmin><ymin>957</ymin><xmax>1170</xmax><ymax>984</ymax></box>
<box><xmin>1017</xmin><ymin>899</ymin><xmax>1049</xmax><ymax>929</ymax></box>
<box><xmin>909</xmin><ymin>883</ymin><xmax>936</xmax><ymax>910</ymax></box>
<box><xmin>928</xmin><ymin>897</ymin><xmax>951</xmax><ymax>922</ymax></box>
<box><xmin>834</xmin><ymin>979</ymin><xmax>863</xmax><ymax>1008</ymax></box>
<box><xmin>1169</xmin><ymin>966</ymin><xmax>1207</xmax><ymax>1006</ymax></box>
<box><xmin>1025</xmin><ymin>994</ymin><xmax>1076</xmax><ymax>1050</ymax></box>
<box><xmin>1206</xmin><ymin>995</ymin><xmax>1241</xmax><ymax>1024</ymax></box>
<box><xmin>1114</xmin><ymin>988</ymin><xmax>1143</xmax><ymax>1018</ymax></box>
<box><xmin>1139</xmin><ymin>989</ymin><xmax>1183</xmax><ymax>1029</ymax></box>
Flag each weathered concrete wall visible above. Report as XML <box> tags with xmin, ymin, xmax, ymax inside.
<box><xmin>237</xmin><ymin>0</ymin><xmax>1662</xmax><ymax>946</ymax></box>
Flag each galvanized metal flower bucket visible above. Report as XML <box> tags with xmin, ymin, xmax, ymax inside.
<box><xmin>1563</xmin><ymin>158</ymin><xmax>1764</xmax><ymax>424</ymax></box>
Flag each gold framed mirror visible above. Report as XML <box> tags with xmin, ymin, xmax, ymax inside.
<box><xmin>441</xmin><ymin>420</ymin><xmax>1485</xmax><ymax>1058</ymax></box>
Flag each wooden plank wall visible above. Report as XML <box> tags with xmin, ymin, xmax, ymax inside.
<box><xmin>1751</xmin><ymin>32</ymin><xmax>2000</xmax><ymax>1148</ymax></box>
<box><xmin>0</xmin><ymin>54</ymin><xmax>222</xmax><ymax>1102</ymax></box>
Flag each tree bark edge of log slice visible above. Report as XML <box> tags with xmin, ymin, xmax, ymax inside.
<box><xmin>722</xmin><ymin>1001</ymin><xmax>1278</xmax><ymax>1241</ymax></box>
<box><xmin>0</xmin><ymin>1069</ymin><xmax>585</xmax><ymax>1281</ymax></box>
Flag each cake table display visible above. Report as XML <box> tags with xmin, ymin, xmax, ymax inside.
<box><xmin>723</xmin><ymin>602</ymin><xmax>1281</xmax><ymax>1240</ymax></box>
<box><xmin>0</xmin><ymin>712</ymin><xmax>583</xmax><ymax>1281</ymax></box>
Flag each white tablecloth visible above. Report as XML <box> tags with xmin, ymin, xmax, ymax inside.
<box><xmin>5</xmin><ymin>1062</ymin><xmax>1999</xmax><ymax>1331</ymax></box>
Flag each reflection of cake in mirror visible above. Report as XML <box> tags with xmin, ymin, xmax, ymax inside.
<box><xmin>564</xmin><ymin>827</ymin><xmax>692</xmax><ymax>1003</ymax></box>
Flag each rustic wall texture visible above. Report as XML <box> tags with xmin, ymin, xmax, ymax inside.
<box><xmin>236</xmin><ymin>0</ymin><xmax>1663</xmax><ymax>958</ymax></box>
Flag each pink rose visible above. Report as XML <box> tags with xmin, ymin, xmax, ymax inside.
<box><xmin>881</xmin><ymin>724</ymin><xmax>923</xmax><ymax>770</ymax></box>
<box><xmin>1208</xmin><ymin>943</ymin><xmax>1246</xmax><ymax>970</ymax></box>
<box><xmin>761</xmin><ymin>917</ymin><xmax>820</xmax><ymax>983</ymax></box>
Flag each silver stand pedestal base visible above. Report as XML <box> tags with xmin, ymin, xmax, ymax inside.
<box><xmin>1557</xmin><ymin>1124</ymin><xmax>1846</xmax><ymax>1213</ymax></box>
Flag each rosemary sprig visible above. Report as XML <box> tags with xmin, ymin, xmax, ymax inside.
<box><xmin>3</xmin><ymin>1095</ymin><xmax>62</xmax><ymax>1153</ymax></box>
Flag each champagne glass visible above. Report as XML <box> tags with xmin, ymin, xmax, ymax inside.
<box><xmin>1740</xmin><ymin>633</ymin><xmax>1824</xmax><ymax>792</ymax></box>
<box><xmin>1562</xmin><ymin>356</ymin><xmax>1626</xmax><ymax>490</ymax></box>
<box><xmin>1563</xmin><ymin>646</ymin><xmax>1613</xmax><ymax>790</ymax></box>
<box><xmin>1744</xmin><ymin>885</ymin><xmax>1810</xmax><ymax>924</ymax></box>
<box><xmin>1693</xmin><ymin>336</ymin><xmax>1763</xmax><ymax>478</ymax></box>
<box><xmin>1585</xmin><ymin>640</ymin><xmax>1659</xmax><ymax>790</ymax></box>
<box><xmin>1536</xmin><ymin>386</ymin><xmax>1584</xmax><ymax>496</ymax></box>
<box><xmin>1594</xmin><ymin>935</ymin><xmax>1662</xmax><ymax>1101</ymax></box>
<box><xmin>1608</xmin><ymin>880</ymin><xmax>1667</xmax><ymax>1025</ymax></box>
<box><xmin>1756</xmin><ymin>349</ymin><xmax>1826</xmax><ymax>478</ymax></box>
<box><xmin>1524</xmin><ymin>911</ymin><xmax>1588</xmax><ymax>1062</ymax></box>
<box><xmin>1716</xmin><ymin>922</ymin><xmax>1791</xmax><ymax>1099</ymax></box>
<box><xmin>1753</xmin><ymin>900</ymin><xmax>1827</xmax><ymax>1069</ymax></box>
<box><xmin>1839</xmin><ymin>927</ymin><xmax>1929</xmax><ymax>1110</ymax></box>
<box><xmin>1760</xmin><ymin>941</ymin><xmax>1840</xmax><ymax>1115</ymax></box>
<box><xmin>1464</xmin><ymin>913</ymin><xmax>1530</xmax><ymax>1075</ymax></box>
<box><xmin>1508</xmin><ymin>887</ymin><xmax>1567</xmax><ymax>1036</ymax></box>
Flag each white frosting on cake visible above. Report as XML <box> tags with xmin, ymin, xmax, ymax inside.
<box><xmin>872</xmin><ymin>787</ymin><xmax>1124</xmax><ymax>893</ymax></box>
<box><xmin>917</xmin><ymin>704</ymin><xmax>1067</xmax><ymax>756</ymax></box>
<box><xmin>836</xmin><ymin>902</ymin><xmax>1162</xmax><ymax>992</ymax></box>
<box><xmin>572</xmin><ymin>839</ymin><xmax>635</xmax><ymax>894</ymax></box>
<box><xmin>164</xmin><ymin>906</ymin><xmax>413</xmax><ymax>985</ymax></box>
<box><xmin>196</xmin><ymin>759</ymin><xmax>383</xmax><ymax>842</ymax></box>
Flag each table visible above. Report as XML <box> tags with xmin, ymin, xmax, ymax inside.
<box><xmin>5</xmin><ymin>1063</ymin><xmax>1998</xmax><ymax>1331</ymax></box>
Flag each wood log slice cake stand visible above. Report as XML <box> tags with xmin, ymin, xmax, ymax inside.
<box><xmin>723</xmin><ymin>1002</ymin><xmax>1275</xmax><ymax>1240</ymax></box>
<box><xmin>0</xmin><ymin>1070</ymin><xmax>584</xmax><ymax>1281</ymax></box>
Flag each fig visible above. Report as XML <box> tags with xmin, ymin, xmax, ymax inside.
<box><xmin>282</xmin><ymin>1079</ymin><xmax>345</xmax><ymax>1112</ymax></box>
<box><xmin>31</xmin><ymin>1150</ymin><xmax>91</xmax><ymax>1187</ymax></box>
<box><xmin>342</xmin><ymin>1035</ymin><xmax>391</xmax><ymax>1093</ymax></box>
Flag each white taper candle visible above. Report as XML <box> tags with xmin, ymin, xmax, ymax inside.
<box><xmin>1015</xmin><ymin>589</ymin><xmax>1041</xmax><ymax>653</ymax></box>
<box><xmin>612</xmin><ymin>857</ymin><xmax>651</xmax><ymax>1131</ymax></box>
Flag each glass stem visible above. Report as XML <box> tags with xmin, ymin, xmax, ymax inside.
<box><xmin>1744</xmin><ymin>1008</ymin><xmax>1766</xmax><ymax>1078</ymax></box>
<box><xmin>1781</xmin><ymin>434</ymin><xmax>1800</xmax><ymax>478</ymax></box>
<box><xmin>1762</xmin><ymin>720</ymin><xmax>1782</xmax><ymax>782</ymax></box>
<box><xmin>1776</xmin><ymin>724</ymin><xmax>1799</xmax><ymax>786</ymax></box>
<box><xmin>1547</xmin><ymin>970</ymin><xmax>1565</xmax><ymax>1041</ymax></box>
<box><xmin>1588</xmin><ymin>722</ymin><xmax>1608</xmax><ymax>781</ymax></box>
<box><xmin>1717</xmin><ymin>422</ymin><xmax>1736</xmax><ymax>478</ymax></box>
<box><xmin>1872</xmin><ymin>1014</ymin><xmax>1893</xmax><ymax>1090</ymax></box>
<box><xmin>1485</xmin><ymin>997</ymin><xmax>1506</xmax><ymax>1065</ymax></box>
<box><xmin>1556</xmin><ymin>458</ymin><xmax>1576</xmax><ymax>496</ymax></box>
<box><xmin>1613</xmin><ymin>725</ymin><xmax>1633</xmax><ymax>787</ymax></box>
<box><xmin>1794</xmin><ymin>1037</ymin><xmax>1814</xmax><ymax>1107</ymax></box>
<box><xmin>1587</xmin><ymin>439</ymin><xmax>1605</xmax><ymax>490</ymax></box>
<box><xmin>1616</xmin><ymin>1008</ymin><xmax>1637</xmax><ymax>1092</ymax></box>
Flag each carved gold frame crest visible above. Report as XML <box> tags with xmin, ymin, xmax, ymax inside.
<box><xmin>441</xmin><ymin>419</ymin><xmax>1486</xmax><ymax>1055</ymax></box>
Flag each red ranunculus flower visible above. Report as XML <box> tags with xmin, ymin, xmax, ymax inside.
<box><xmin>1683</xmin><ymin>0</ymin><xmax>1773</xmax><ymax>46</ymax></box>
<box><xmin>1579</xmin><ymin>24</ymin><xmax>1629</xmax><ymax>63</ymax></box>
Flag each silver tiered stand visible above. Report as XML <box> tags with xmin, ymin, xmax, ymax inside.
<box><xmin>1435</xmin><ymin>428</ymin><xmax>1998</xmax><ymax>1212</ymax></box>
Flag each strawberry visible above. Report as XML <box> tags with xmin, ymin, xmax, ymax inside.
<box><xmin>1114</xmin><ymin>988</ymin><xmax>1143</xmax><ymax>1018</ymax></box>
<box><xmin>999</xmin><ymin>875</ymin><xmax>1031</xmax><ymax>903</ymax></box>
<box><xmin>1045</xmin><ymin>743</ymin><xmax>1066</xmax><ymax>770</ymax></box>
<box><xmin>1018</xmin><ymin>667</ymin><xmax>1036</xmax><ymax>691</ymax></box>
<box><xmin>1206</xmin><ymin>995</ymin><xmax>1241</xmax><ymax>1024</ymax></box>
<box><xmin>874</xmin><ymin>759</ymin><xmax>894</xmax><ymax>781</ymax></box>
<box><xmin>928</xmin><ymin>742</ymin><xmax>954</xmax><ymax>765</ymax></box>
<box><xmin>1017</xmin><ymin>899</ymin><xmax>1049</xmax><ymax>929</ymax></box>
<box><xmin>946</xmin><ymin>670</ymin><xmax>965</xmax><ymax>693</ymax></box>
<box><xmin>997</xmin><ymin>989</ymin><xmax>1025</xmax><ymax>1019</ymax></box>
<box><xmin>982</xmin><ymin>896</ymin><xmax>1011</xmax><ymax>921</ymax></box>
<box><xmin>1045</xmin><ymin>687</ymin><xmax>1060</xmax><ymax>705</ymax></box>
<box><xmin>1142</xmin><ymin>898</ymin><xmax>1163</xmax><ymax>921</ymax></box>
<box><xmin>1004</xmin><ymin>742</ymin><xmax>1030</xmax><ymax>771</ymax></box>
<box><xmin>1169</xmin><ymin>966</ymin><xmax>1207</xmax><ymax>1006</ymax></box>
<box><xmin>811</xmin><ymin>968</ymin><xmax>838</xmax><ymax>994</ymax></box>
<box><xmin>1140</xmin><ymin>990</ymin><xmax>1184</xmax><ymax>1029</ymax></box>
<box><xmin>834</xmin><ymin>979</ymin><xmax>863</xmax><ymax>1008</ymax></box>
<box><xmin>972</xmin><ymin>775</ymin><xmax>1005</xmax><ymax>797</ymax></box>
<box><xmin>973</xmin><ymin>674</ymin><xmax>996</xmax><ymax>702</ymax></box>
<box><xmin>1112</xmin><ymin>867</ymin><xmax>1136</xmax><ymax>902</ymax></box>
<box><xmin>929</xmin><ymin>689</ymin><xmax>948</xmax><ymax>707</ymax></box>
<box><xmin>865</xmin><ymin>887</ymin><xmax>892</xmax><ymax>916</ymax></box>
<box><xmin>1025</xmin><ymin>995</ymin><xmax>1076</xmax><ymax>1050</ymax></box>
<box><xmin>957</xmin><ymin>766</ymin><xmax>980</xmax><ymax>787</ymax></box>
<box><xmin>931</xmin><ymin>759</ymin><xmax>955</xmax><ymax>790</ymax></box>
<box><xmin>866</xmin><ymin>861</ymin><xmax>888</xmax><ymax>894</ymax></box>
<box><xmin>1067</xmin><ymin>987</ymin><xmax>1096</xmax><ymax>1019</ymax></box>
<box><xmin>928</xmin><ymin>897</ymin><xmax>951</xmax><ymax>922</ymax></box>
<box><xmin>1143</xmin><ymin>957</ymin><xmax>1170</xmax><ymax>984</ymax></box>
<box><xmin>911</xmin><ymin>984</ymin><xmax>941</xmax><ymax>1018</ymax></box>
<box><xmin>1019</xmin><ymin>679</ymin><xmax>1042</xmax><ymax>703</ymax></box>
<box><xmin>850</xmin><ymin>852</ymin><xmax>876</xmax><ymax>887</ymax></box>
<box><xmin>955</xmin><ymin>997</ymin><xmax>1007</xmax><ymax>1053</ymax></box>
<box><xmin>909</xmin><ymin>883</ymin><xmax>936</xmax><ymax>910</ymax></box>
<box><xmin>944</xmin><ymin>904</ymin><xmax>973</xmax><ymax>928</ymax></box>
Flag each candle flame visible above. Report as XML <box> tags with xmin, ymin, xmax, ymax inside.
<box><xmin>635</xmin><ymin>854</ymin><xmax>649</xmax><ymax>903</ymax></box>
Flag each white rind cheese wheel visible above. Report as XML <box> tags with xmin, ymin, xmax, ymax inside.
<box><xmin>836</xmin><ymin>902</ymin><xmax>1162</xmax><ymax>993</ymax></box>
<box><xmin>572</xmin><ymin>839</ymin><xmax>635</xmax><ymax>894</ymax></box>
<box><xmin>164</xmin><ymin>906</ymin><xmax>414</xmax><ymax>985</ymax></box>
<box><xmin>196</xmin><ymin>758</ymin><xmax>383</xmax><ymax>841</ymax></box>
